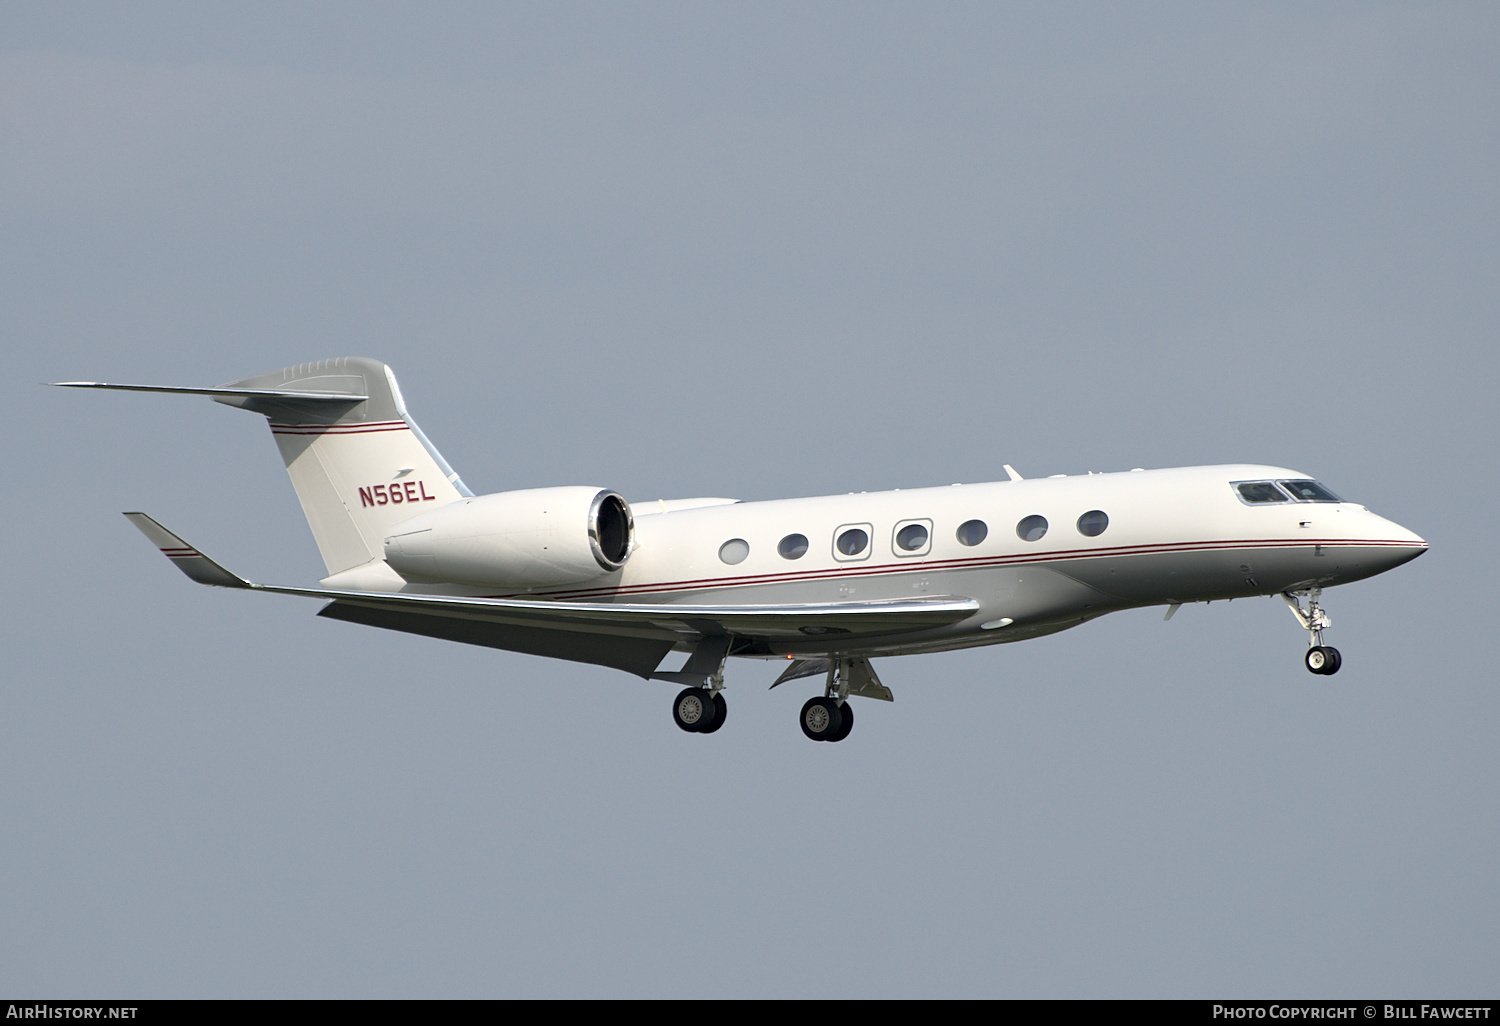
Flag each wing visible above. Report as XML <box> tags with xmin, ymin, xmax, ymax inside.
<box><xmin>124</xmin><ymin>513</ymin><xmax>979</xmax><ymax>677</ymax></box>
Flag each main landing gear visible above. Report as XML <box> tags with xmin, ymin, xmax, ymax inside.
<box><xmin>792</xmin><ymin>656</ymin><xmax>886</xmax><ymax>742</ymax></box>
<box><xmin>1283</xmin><ymin>587</ymin><xmax>1342</xmax><ymax>676</ymax></box>
<box><xmin>800</xmin><ymin>694</ymin><xmax>853</xmax><ymax>743</ymax></box>
<box><xmin>663</xmin><ymin>640</ymin><xmax>888</xmax><ymax>740</ymax></box>
<box><xmin>657</xmin><ymin>635</ymin><xmax>731</xmax><ymax>735</ymax></box>
<box><xmin>774</xmin><ymin>655</ymin><xmax>891</xmax><ymax>742</ymax></box>
<box><xmin>672</xmin><ymin>686</ymin><xmax>727</xmax><ymax>734</ymax></box>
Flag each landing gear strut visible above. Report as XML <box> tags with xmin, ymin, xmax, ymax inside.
<box><xmin>657</xmin><ymin>633</ymin><xmax>732</xmax><ymax>738</ymax></box>
<box><xmin>658</xmin><ymin>634</ymin><xmax>731</xmax><ymax>734</ymax></box>
<box><xmin>1283</xmin><ymin>587</ymin><xmax>1342</xmax><ymax>676</ymax></box>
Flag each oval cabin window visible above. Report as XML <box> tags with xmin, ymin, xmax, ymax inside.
<box><xmin>895</xmin><ymin>523</ymin><xmax>929</xmax><ymax>551</ymax></box>
<box><xmin>1016</xmin><ymin>515</ymin><xmax>1048</xmax><ymax>542</ymax></box>
<box><xmin>1076</xmin><ymin>510</ymin><xmax>1109</xmax><ymax>537</ymax></box>
<box><xmin>836</xmin><ymin>528</ymin><xmax>869</xmax><ymax>557</ymax></box>
<box><xmin>956</xmin><ymin>519</ymin><xmax>988</xmax><ymax>546</ymax></box>
<box><xmin>778</xmin><ymin>533</ymin><xmax>810</xmax><ymax>560</ymax></box>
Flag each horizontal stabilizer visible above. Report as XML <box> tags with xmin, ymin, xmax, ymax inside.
<box><xmin>50</xmin><ymin>382</ymin><xmax>369</xmax><ymax>401</ymax></box>
<box><xmin>51</xmin><ymin>379</ymin><xmax>369</xmax><ymax>425</ymax></box>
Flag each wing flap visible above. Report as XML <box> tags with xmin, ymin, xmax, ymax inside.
<box><xmin>317</xmin><ymin>601</ymin><xmax>676</xmax><ymax>677</ymax></box>
<box><xmin>276</xmin><ymin>588</ymin><xmax>978</xmax><ymax>640</ymax></box>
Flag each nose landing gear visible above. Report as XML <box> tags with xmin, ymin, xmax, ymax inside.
<box><xmin>1283</xmin><ymin>588</ymin><xmax>1342</xmax><ymax>676</ymax></box>
<box><xmin>1304</xmin><ymin>646</ymin><xmax>1342</xmax><ymax>675</ymax></box>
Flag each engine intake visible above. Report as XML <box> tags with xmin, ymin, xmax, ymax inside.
<box><xmin>589</xmin><ymin>489</ymin><xmax>632</xmax><ymax>570</ymax></box>
<box><xmin>383</xmin><ymin>486</ymin><xmax>634</xmax><ymax>588</ymax></box>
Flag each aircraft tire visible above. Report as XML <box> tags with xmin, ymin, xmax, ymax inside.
<box><xmin>673</xmin><ymin>687</ymin><xmax>716</xmax><ymax>733</ymax></box>
<box><xmin>1305</xmin><ymin>646</ymin><xmax>1335</xmax><ymax>675</ymax></box>
<box><xmin>698</xmin><ymin>692</ymin><xmax>728</xmax><ymax>734</ymax></box>
<box><xmin>827</xmin><ymin>700</ymin><xmax>854</xmax><ymax>742</ymax></box>
<box><xmin>1322</xmin><ymin>647</ymin><xmax>1342</xmax><ymax>675</ymax></box>
<box><xmin>800</xmin><ymin>696</ymin><xmax>843</xmax><ymax>742</ymax></box>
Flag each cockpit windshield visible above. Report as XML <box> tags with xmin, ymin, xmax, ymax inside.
<box><xmin>1233</xmin><ymin>479</ymin><xmax>1344</xmax><ymax>505</ymax></box>
<box><xmin>1234</xmin><ymin>481</ymin><xmax>1290</xmax><ymax>504</ymax></box>
<box><xmin>1277</xmin><ymin>480</ymin><xmax>1342</xmax><ymax>503</ymax></box>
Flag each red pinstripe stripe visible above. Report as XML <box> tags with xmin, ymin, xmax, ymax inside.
<box><xmin>489</xmin><ymin>538</ymin><xmax>1424</xmax><ymax>601</ymax></box>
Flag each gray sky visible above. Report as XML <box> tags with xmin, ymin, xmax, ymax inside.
<box><xmin>3</xmin><ymin>2</ymin><xmax>1495</xmax><ymax>997</ymax></box>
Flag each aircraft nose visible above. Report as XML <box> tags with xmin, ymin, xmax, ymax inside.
<box><xmin>1394</xmin><ymin>524</ymin><xmax>1426</xmax><ymax>548</ymax></box>
<box><xmin>1364</xmin><ymin>512</ymin><xmax>1427</xmax><ymax>571</ymax></box>
<box><xmin>1372</xmin><ymin>510</ymin><xmax>1425</xmax><ymax>547</ymax></box>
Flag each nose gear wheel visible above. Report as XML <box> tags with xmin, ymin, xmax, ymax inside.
<box><xmin>1283</xmin><ymin>588</ymin><xmax>1342</xmax><ymax>676</ymax></box>
<box><xmin>1305</xmin><ymin>645</ymin><xmax>1342</xmax><ymax>675</ymax></box>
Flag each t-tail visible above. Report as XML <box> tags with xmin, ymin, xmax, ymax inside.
<box><xmin>53</xmin><ymin>358</ymin><xmax>471</xmax><ymax>579</ymax></box>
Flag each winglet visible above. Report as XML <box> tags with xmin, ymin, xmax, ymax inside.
<box><xmin>1003</xmin><ymin>464</ymin><xmax>1023</xmax><ymax>482</ymax></box>
<box><xmin>123</xmin><ymin>513</ymin><xmax>254</xmax><ymax>589</ymax></box>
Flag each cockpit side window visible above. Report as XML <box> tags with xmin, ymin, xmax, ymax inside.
<box><xmin>1278</xmin><ymin>480</ymin><xmax>1342</xmax><ymax>503</ymax></box>
<box><xmin>1234</xmin><ymin>481</ymin><xmax>1291</xmax><ymax>504</ymax></box>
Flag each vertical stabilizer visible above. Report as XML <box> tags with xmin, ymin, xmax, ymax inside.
<box><xmin>215</xmin><ymin>358</ymin><xmax>471</xmax><ymax>576</ymax></box>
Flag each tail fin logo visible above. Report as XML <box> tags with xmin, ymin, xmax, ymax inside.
<box><xmin>359</xmin><ymin>481</ymin><xmax>440</xmax><ymax>507</ymax></box>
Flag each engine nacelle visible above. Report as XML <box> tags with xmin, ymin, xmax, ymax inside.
<box><xmin>383</xmin><ymin>486</ymin><xmax>634</xmax><ymax>589</ymax></box>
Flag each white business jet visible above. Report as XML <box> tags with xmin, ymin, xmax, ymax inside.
<box><xmin>56</xmin><ymin>357</ymin><xmax>1426</xmax><ymax>742</ymax></box>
